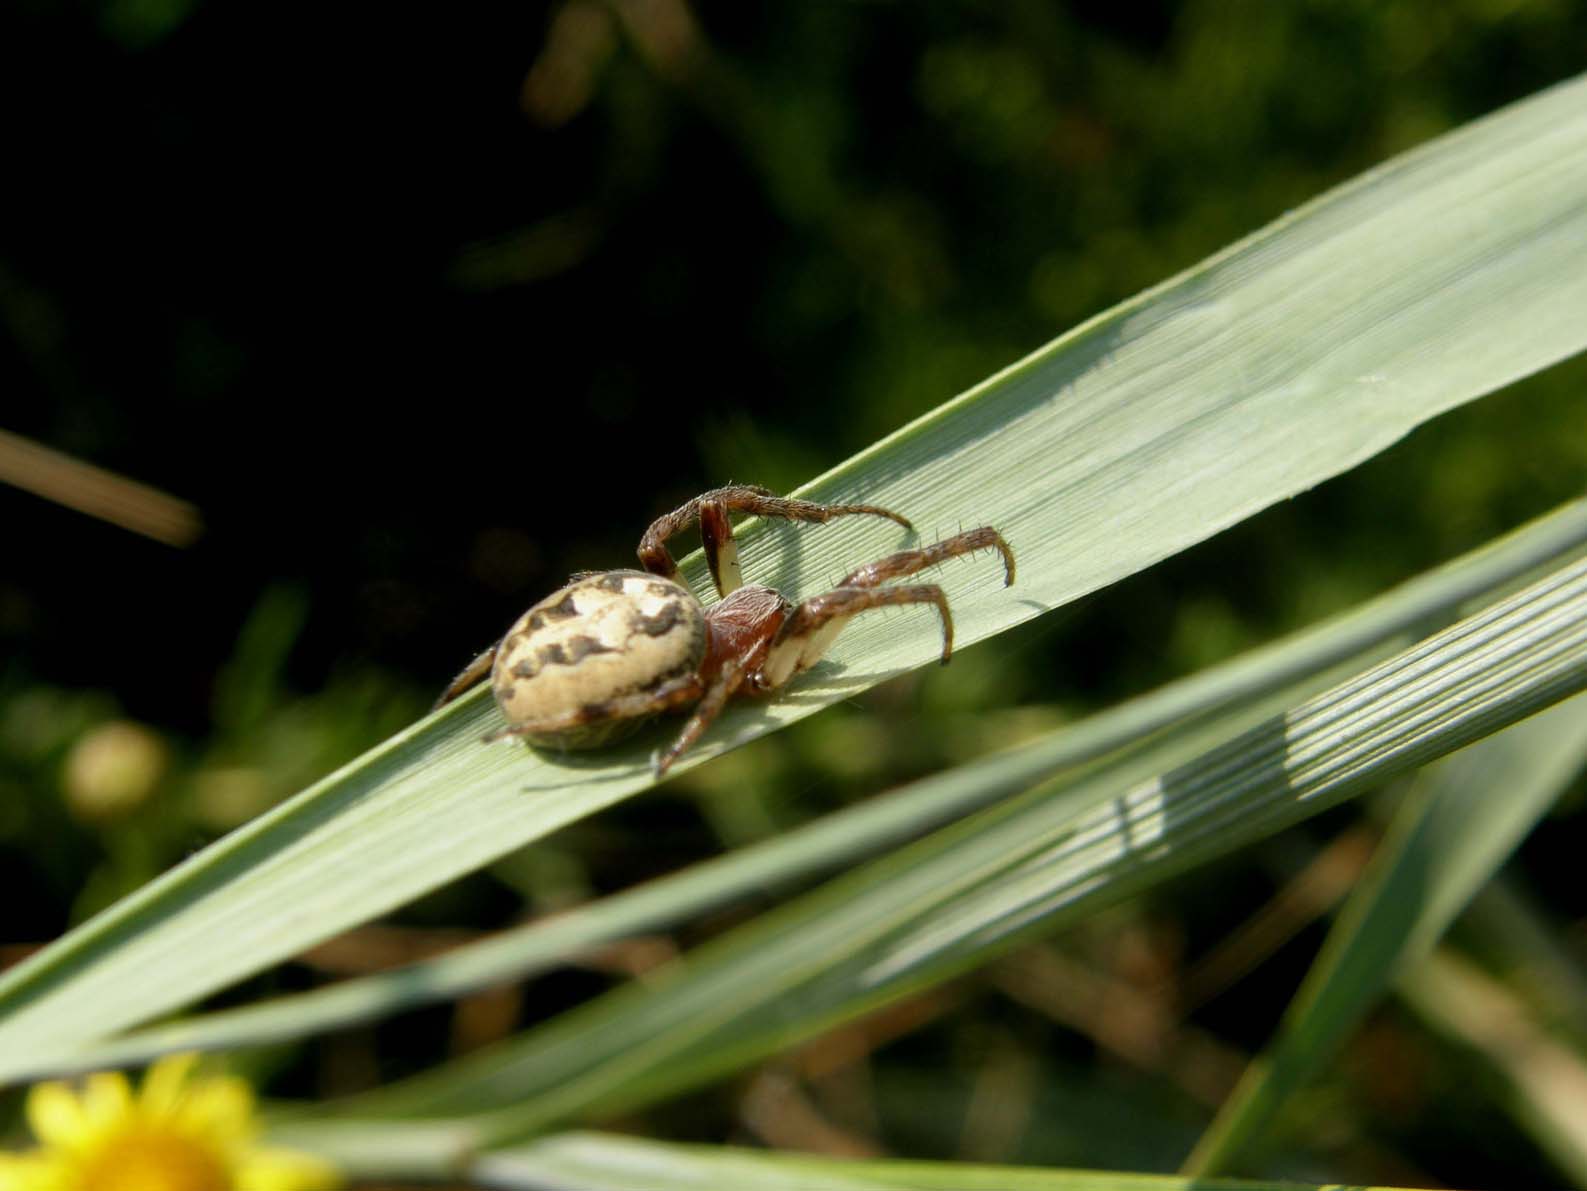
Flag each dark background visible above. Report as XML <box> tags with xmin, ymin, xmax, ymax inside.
<box><xmin>3</xmin><ymin>2</ymin><xmax>1587</xmax><ymax>1183</ymax></box>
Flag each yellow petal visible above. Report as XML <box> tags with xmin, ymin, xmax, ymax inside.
<box><xmin>236</xmin><ymin>1147</ymin><xmax>342</xmax><ymax>1191</ymax></box>
<box><xmin>23</xmin><ymin>1083</ymin><xmax>89</xmax><ymax>1149</ymax></box>
<box><xmin>79</xmin><ymin>1072</ymin><xmax>134</xmax><ymax>1135</ymax></box>
<box><xmin>139</xmin><ymin>1052</ymin><xmax>200</xmax><ymax>1116</ymax></box>
<box><xmin>0</xmin><ymin>1151</ymin><xmax>63</xmax><ymax>1191</ymax></box>
<box><xmin>175</xmin><ymin>1076</ymin><xmax>256</xmax><ymax>1145</ymax></box>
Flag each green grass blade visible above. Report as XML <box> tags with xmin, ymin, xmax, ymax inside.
<box><xmin>261</xmin><ymin>1123</ymin><xmax>1437</xmax><ymax>1191</ymax></box>
<box><xmin>1185</xmin><ymin>693</ymin><xmax>1587</xmax><ymax>1174</ymax></box>
<box><xmin>0</xmin><ymin>71</ymin><xmax>1584</xmax><ymax>1065</ymax></box>
<box><xmin>339</xmin><ymin>547</ymin><xmax>1587</xmax><ymax>1133</ymax></box>
<box><xmin>14</xmin><ymin>497</ymin><xmax>1587</xmax><ymax>1083</ymax></box>
<box><xmin>472</xmin><ymin>1133</ymin><xmax>1434</xmax><ymax>1191</ymax></box>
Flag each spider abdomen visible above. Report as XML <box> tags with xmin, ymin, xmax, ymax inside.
<box><xmin>490</xmin><ymin>570</ymin><xmax>706</xmax><ymax>748</ymax></box>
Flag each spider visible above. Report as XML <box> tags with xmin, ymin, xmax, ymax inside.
<box><xmin>436</xmin><ymin>485</ymin><xmax>1015</xmax><ymax>775</ymax></box>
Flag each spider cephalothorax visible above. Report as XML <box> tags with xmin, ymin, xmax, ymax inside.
<box><xmin>437</xmin><ymin>485</ymin><xmax>1014</xmax><ymax>774</ymax></box>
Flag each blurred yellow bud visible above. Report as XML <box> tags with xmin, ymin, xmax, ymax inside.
<box><xmin>61</xmin><ymin>720</ymin><xmax>168</xmax><ymax>821</ymax></box>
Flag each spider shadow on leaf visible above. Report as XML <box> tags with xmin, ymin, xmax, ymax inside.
<box><xmin>502</xmin><ymin>671</ymin><xmax>877</xmax><ymax>792</ymax></box>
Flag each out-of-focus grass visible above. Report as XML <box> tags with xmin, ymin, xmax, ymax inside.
<box><xmin>0</xmin><ymin>586</ymin><xmax>426</xmax><ymax>930</ymax></box>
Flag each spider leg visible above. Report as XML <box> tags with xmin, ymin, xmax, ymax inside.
<box><xmin>483</xmin><ymin>671</ymin><xmax>706</xmax><ymax>744</ymax></box>
<box><xmin>434</xmin><ymin>642</ymin><xmax>500</xmax><ymax>710</ymax></box>
<box><xmin>761</xmin><ymin>584</ymin><xmax>953</xmax><ymax>690</ymax></box>
<box><xmin>652</xmin><ymin>656</ymin><xmax>752</xmax><ymax>776</ymax></box>
<box><xmin>699</xmin><ymin>497</ymin><xmax>743</xmax><ymax>597</ymax></box>
<box><xmin>840</xmin><ymin>525</ymin><xmax>1015</xmax><ymax>589</ymax></box>
<box><xmin>637</xmin><ymin>485</ymin><xmax>914</xmax><ymax>598</ymax></box>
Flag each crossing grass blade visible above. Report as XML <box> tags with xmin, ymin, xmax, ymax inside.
<box><xmin>0</xmin><ymin>71</ymin><xmax>1584</xmax><ymax>1071</ymax></box>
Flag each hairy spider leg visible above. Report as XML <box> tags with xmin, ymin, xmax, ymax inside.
<box><xmin>757</xmin><ymin>527</ymin><xmax>1016</xmax><ymax>690</ymax></box>
<box><xmin>840</xmin><ymin>525</ymin><xmax>1016</xmax><ymax>590</ymax></box>
<box><xmin>637</xmin><ymin>484</ymin><xmax>914</xmax><ymax>598</ymax></box>
<box><xmin>760</xmin><ymin>584</ymin><xmax>953</xmax><ymax>690</ymax></box>
<box><xmin>699</xmin><ymin>499</ymin><xmax>741</xmax><ymax>596</ymax></box>
<box><xmin>434</xmin><ymin>642</ymin><xmax>501</xmax><ymax>709</ymax></box>
<box><xmin>652</xmin><ymin>655</ymin><xmax>754</xmax><ymax>776</ymax></box>
<box><xmin>481</xmin><ymin>671</ymin><xmax>707</xmax><ymax>744</ymax></box>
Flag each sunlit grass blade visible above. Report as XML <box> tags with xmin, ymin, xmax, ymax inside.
<box><xmin>13</xmin><ymin>497</ymin><xmax>1587</xmax><ymax>1083</ymax></box>
<box><xmin>0</xmin><ymin>71</ymin><xmax>1584</xmax><ymax>1067</ymax></box>
<box><xmin>264</xmin><ymin>1123</ymin><xmax>1440</xmax><ymax>1191</ymax></box>
<box><xmin>1184</xmin><ymin>693</ymin><xmax>1587</xmax><ymax>1175</ymax></box>
<box><xmin>475</xmin><ymin>1132</ymin><xmax>1435</xmax><ymax>1191</ymax></box>
<box><xmin>335</xmin><ymin>547</ymin><xmax>1587</xmax><ymax>1133</ymax></box>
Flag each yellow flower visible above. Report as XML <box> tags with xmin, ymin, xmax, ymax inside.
<box><xmin>0</xmin><ymin>1054</ymin><xmax>340</xmax><ymax>1191</ymax></box>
